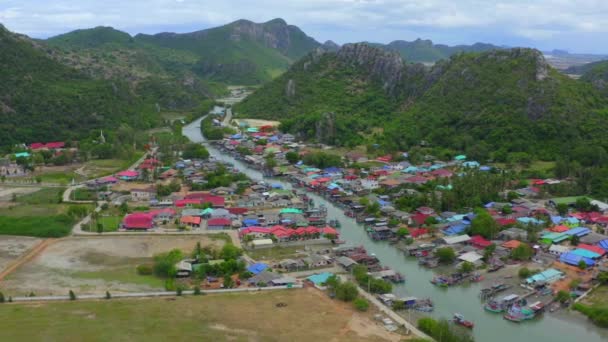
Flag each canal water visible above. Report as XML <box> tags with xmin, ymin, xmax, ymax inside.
<box><xmin>184</xmin><ymin>117</ymin><xmax>607</xmax><ymax>342</ymax></box>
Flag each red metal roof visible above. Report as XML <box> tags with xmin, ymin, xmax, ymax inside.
<box><xmin>207</xmin><ymin>218</ymin><xmax>231</xmax><ymax>226</ymax></box>
<box><xmin>469</xmin><ymin>235</ymin><xmax>492</xmax><ymax>248</ymax></box>
<box><xmin>578</xmin><ymin>244</ymin><xmax>606</xmax><ymax>256</ymax></box>
<box><xmin>227</xmin><ymin>207</ymin><xmax>248</xmax><ymax>215</ymax></box>
<box><xmin>123</xmin><ymin>213</ymin><xmax>154</xmax><ymax>229</ymax></box>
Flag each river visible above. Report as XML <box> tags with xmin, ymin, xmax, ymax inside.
<box><xmin>183</xmin><ymin>116</ymin><xmax>607</xmax><ymax>342</ymax></box>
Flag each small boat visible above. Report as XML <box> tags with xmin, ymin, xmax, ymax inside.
<box><xmin>328</xmin><ymin>219</ymin><xmax>341</xmax><ymax>228</ymax></box>
<box><xmin>453</xmin><ymin>313</ymin><xmax>474</xmax><ymax>329</ymax></box>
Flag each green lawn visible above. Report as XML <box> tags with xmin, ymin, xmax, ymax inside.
<box><xmin>97</xmin><ymin>216</ymin><xmax>122</xmax><ymax>232</ymax></box>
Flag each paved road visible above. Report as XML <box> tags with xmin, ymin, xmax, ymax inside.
<box><xmin>63</xmin><ymin>148</ymin><xmax>154</xmax><ymax>204</ymax></box>
<box><xmin>355</xmin><ymin>283</ymin><xmax>433</xmax><ymax>340</ymax></box>
<box><xmin>10</xmin><ymin>285</ymin><xmax>304</xmax><ymax>302</ymax></box>
<box><xmin>223</xmin><ymin>107</ymin><xmax>233</xmax><ymax>126</ymax></box>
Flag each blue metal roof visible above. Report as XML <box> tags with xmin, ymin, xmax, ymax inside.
<box><xmin>247</xmin><ymin>263</ymin><xmax>269</xmax><ymax>275</ymax></box>
<box><xmin>444</xmin><ymin>224</ymin><xmax>467</xmax><ymax>236</ymax></box>
<box><xmin>560</xmin><ymin>252</ymin><xmax>595</xmax><ymax>266</ymax></box>
<box><xmin>565</xmin><ymin>227</ymin><xmax>591</xmax><ymax>237</ymax></box>
<box><xmin>307</xmin><ymin>272</ymin><xmax>334</xmax><ymax>285</ymax></box>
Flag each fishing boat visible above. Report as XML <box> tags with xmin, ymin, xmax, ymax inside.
<box><xmin>430</xmin><ymin>275</ymin><xmax>451</xmax><ymax>287</ymax></box>
<box><xmin>470</xmin><ymin>272</ymin><xmax>484</xmax><ymax>282</ymax></box>
<box><xmin>504</xmin><ymin>300</ymin><xmax>544</xmax><ymax>322</ymax></box>
<box><xmin>479</xmin><ymin>283</ymin><xmax>511</xmax><ymax>299</ymax></box>
<box><xmin>414</xmin><ymin>298</ymin><xmax>434</xmax><ymax>312</ymax></box>
<box><xmin>484</xmin><ymin>294</ymin><xmax>519</xmax><ymax>313</ymax></box>
<box><xmin>328</xmin><ymin>219</ymin><xmax>341</xmax><ymax>228</ymax></box>
<box><xmin>452</xmin><ymin>313</ymin><xmax>474</xmax><ymax>329</ymax></box>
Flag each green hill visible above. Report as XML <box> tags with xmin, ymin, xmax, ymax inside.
<box><xmin>134</xmin><ymin>18</ymin><xmax>321</xmax><ymax>84</ymax></box>
<box><xmin>375</xmin><ymin>39</ymin><xmax>501</xmax><ymax>63</ymax></box>
<box><xmin>46</xmin><ymin>26</ymin><xmax>134</xmax><ymax>48</ymax></box>
<box><xmin>236</xmin><ymin>44</ymin><xmax>608</xmax><ymax>161</ymax></box>
<box><xmin>46</xmin><ymin>27</ymin><xmax>223</xmax><ymax>111</ymax></box>
<box><xmin>567</xmin><ymin>60</ymin><xmax>608</xmax><ymax>96</ymax></box>
<box><xmin>0</xmin><ymin>25</ymin><xmax>158</xmax><ymax>146</ymax></box>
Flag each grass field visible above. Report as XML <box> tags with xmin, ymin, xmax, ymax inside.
<box><xmin>72</xmin><ymin>266</ymin><xmax>164</xmax><ymax>289</ymax></box>
<box><xmin>97</xmin><ymin>216</ymin><xmax>122</xmax><ymax>232</ymax></box>
<box><xmin>247</xmin><ymin>246</ymin><xmax>304</xmax><ymax>262</ymax></box>
<box><xmin>16</xmin><ymin>188</ymin><xmax>64</xmax><ymax>205</ymax></box>
<box><xmin>72</xmin><ymin>188</ymin><xmax>97</xmax><ymax>201</ymax></box>
<box><xmin>0</xmin><ymin>214</ymin><xmax>74</xmax><ymax>237</ymax></box>
<box><xmin>0</xmin><ymin>289</ymin><xmax>395</xmax><ymax>342</ymax></box>
<box><xmin>38</xmin><ymin>172</ymin><xmax>84</xmax><ymax>185</ymax></box>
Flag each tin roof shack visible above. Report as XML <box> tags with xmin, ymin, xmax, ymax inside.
<box><xmin>442</xmin><ymin>234</ymin><xmax>472</xmax><ymax>246</ymax></box>
<box><xmin>525</xmin><ymin>268</ymin><xmax>565</xmax><ymax>286</ymax></box>
<box><xmin>336</xmin><ymin>256</ymin><xmax>358</xmax><ymax>271</ymax></box>
<box><xmin>458</xmin><ymin>251</ymin><xmax>484</xmax><ymax>267</ymax></box>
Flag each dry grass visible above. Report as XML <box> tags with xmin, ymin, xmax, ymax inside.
<box><xmin>0</xmin><ymin>288</ymin><xmax>402</xmax><ymax>342</ymax></box>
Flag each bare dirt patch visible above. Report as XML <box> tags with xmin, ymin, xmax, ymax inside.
<box><xmin>1</xmin><ymin>236</ymin><xmax>225</xmax><ymax>296</ymax></box>
<box><xmin>0</xmin><ymin>187</ymin><xmax>41</xmax><ymax>202</ymax></box>
<box><xmin>0</xmin><ymin>236</ymin><xmax>41</xmax><ymax>271</ymax></box>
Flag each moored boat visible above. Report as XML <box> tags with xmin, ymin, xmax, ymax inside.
<box><xmin>453</xmin><ymin>313</ymin><xmax>474</xmax><ymax>328</ymax></box>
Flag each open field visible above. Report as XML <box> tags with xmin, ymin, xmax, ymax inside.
<box><xmin>15</xmin><ymin>187</ymin><xmax>64</xmax><ymax>204</ymax></box>
<box><xmin>1</xmin><ymin>236</ymin><xmax>226</xmax><ymax>296</ymax></box>
<box><xmin>234</xmin><ymin>118</ymin><xmax>281</xmax><ymax>128</ymax></box>
<box><xmin>0</xmin><ymin>236</ymin><xmax>41</xmax><ymax>272</ymax></box>
<box><xmin>247</xmin><ymin>246</ymin><xmax>309</xmax><ymax>263</ymax></box>
<box><xmin>0</xmin><ymin>186</ymin><xmax>43</xmax><ymax>202</ymax></box>
<box><xmin>580</xmin><ymin>285</ymin><xmax>608</xmax><ymax>306</ymax></box>
<box><xmin>0</xmin><ymin>288</ymin><xmax>403</xmax><ymax>342</ymax></box>
<box><xmin>96</xmin><ymin>216</ymin><xmax>122</xmax><ymax>232</ymax></box>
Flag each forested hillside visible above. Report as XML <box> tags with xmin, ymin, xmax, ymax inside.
<box><xmin>377</xmin><ymin>38</ymin><xmax>501</xmax><ymax>63</ymax></box>
<box><xmin>0</xmin><ymin>25</ymin><xmax>158</xmax><ymax>146</ymax></box>
<box><xmin>134</xmin><ymin>18</ymin><xmax>320</xmax><ymax>84</ymax></box>
<box><xmin>236</xmin><ymin>44</ymin><xmax>608</xmax><ymax>162</ymax></box>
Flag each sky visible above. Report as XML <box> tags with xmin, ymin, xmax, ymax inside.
<box><xmin>1</xmin><ymin>0</ymin><xmax>607</xmax><ymax>54</ymax></box>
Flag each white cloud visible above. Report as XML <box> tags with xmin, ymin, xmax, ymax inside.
<box><xmin>0</xmin><ymin>0</ymin><xmax>607</xmax><ymax>52</ymax></box>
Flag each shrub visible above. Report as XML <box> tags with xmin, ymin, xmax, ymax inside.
<box><xmin>137</xmin><ymin>264</ymin><xmax>153</xmax><ymax>275</ymax></box>
<box><xmin>573</xmin><ymin>303</ymin><xmax>608</xmax><ymax>327</ymax></box>
<box><xmin>335</xmin><ymin>281</ymin><xmax>358</xmax><ymax>302</ymax></box>
<box><xmin>194</xmin><ymin>286</ymin><xmax>201</xmax><ymax>295</ymax></box>
<box><xmin>0</xmin><ymin>292</ymin><xmax>4</xmax><ymax>303</ymax></box>
<box><xmin>105</xmin><ymin>291</ymin><xmax>111</xmax><ymax>300</ymax></box>
<box><xmin>69</xmin><ymin>290</ymin><xmax>76</xmax><ymax>300</ymax></box>
<box><xmin>353</xmin><ymin>298</ymin><xmax>369</xmax><ymax>311</ymax></box>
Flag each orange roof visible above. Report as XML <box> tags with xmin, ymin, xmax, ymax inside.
<box><xmin>180</xmin><ymin>216</ymin><xmax>202</xmax><ymax>225</ymax></box>
<box><xmin>550</xmin><ymin>225</ymin><xmax>569</xmax><ymax>233</ymax></box>
<box><xmin>502</xmin><ymin>240</ymin><xmax>522</xmax><ymax>249</ymax></box>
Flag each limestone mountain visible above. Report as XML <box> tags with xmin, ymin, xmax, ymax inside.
<box><xmin>135</xmin><ymin>18</ymin><xmax>321</xmax><ymax>84</ymax></box>
<box><xmin>236</xmin><ymin>43</ymin><xmax>608</xmax><ymax>160</ymax></box>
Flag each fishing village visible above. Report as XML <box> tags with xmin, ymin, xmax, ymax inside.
<box><xmin>197</xmin><ymin>106</ymin><xmax>608</xmax><ymax>341</ymax></box>
<box><xmin>1</xmin><ymin>105</ymin><xmax>608</xmax><ymax>342</ymax></box>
